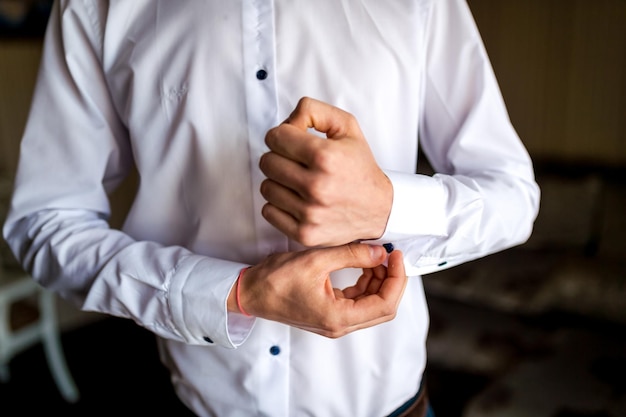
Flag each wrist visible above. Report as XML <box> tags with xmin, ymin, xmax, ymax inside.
<box><xmin>227</xmin><ymin>267</ymin><xmax>250</xmax><ymax>314</ymax></box>
<box><xmin>367</xmin><ymin>173</ymin><xmax>393</xmax><ymax>240</ymax></box>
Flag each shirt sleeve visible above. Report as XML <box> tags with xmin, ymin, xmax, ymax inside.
<box><xmin>2</xmin><ymin>0</ymin><xmax>254</xmax><ymax>348</ymax></box>
<box><xmin>372</xmin><ymin>0</ymin><xmax>540</xmax><ymax>276</ymax></box>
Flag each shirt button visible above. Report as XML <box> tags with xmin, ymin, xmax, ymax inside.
<box><xmin>269</xmin><ymin>345</ymin><xmax>281</xmax><ymax>356</ymax></box>
<box><xmin>256</xmin><ymin>69</ymin><xmax>268</xmax><ymax>80</ymax></box>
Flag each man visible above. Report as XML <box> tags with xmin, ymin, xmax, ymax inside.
<box><xmin>3</xmin><ymin>1</ymin><xmax>539</xmax><ymax>416</ymax></box>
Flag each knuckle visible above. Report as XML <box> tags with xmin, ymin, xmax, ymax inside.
<box><xmin>306</xmin><ymin>177</ymin><xmax>332</xmax><ymax>205</ymax></box>
<box><xmin>259</xmin><ymin>179</ymin><xmax>270</xmax><ymax>196</ymax></box>
<box><xmin>309</xmin><ymin>146</ymin><xmax>335</xmax><ymax>171</ymax></box>
<box><xmin>297</xmin><ymin>96</ymin><xmax>313</xmax><ymax>111</ymax></box>
<box><xmin>346</xmin><ymin>115</ymin><xmax>359</xmax><ymax>132</ymax></box>
<box><xmin>264</xmin><ymin>126</ymin><xmax>278</xmax><ymax>146</ymax></box>
<box><xmin>325</xmin><ymin>330</ymin><xmax>345</xmax><ymax>339</ymax></box>
<box><xmin>295</xmin><ymin>225</ymin><xmax>321</xmax><ymax>247</ymax></box>
<box><xmin>261</xmin><ymin>203</ymin><xmax>270</xmax><ymax>219</ymax></box>
<box><xmin>381</xmin><ymin>303</ymin><xmax>398</xmax><ymax>318</ymax></box>
<box><xmin>304</xmin><ymin>177</ymin><xmax>321</xmax><ymax>200</ymax></box>
<box><xmin>345</xmin><ymin>243</ymin><xmax>360</xmax><ymax>260</ymax></box>
<box><xmin>258</xmin><ymin>153</ymin><xmax>270</xmax><ymax>173</ymax></box>
<box><xmin>293</xmin><ymin>226</ymin><xmax>309</xmax><ymax>246</ymax></box>
<box><xmin>300</xmin><ymin>205</ymin><xmax>322</xmax><ymax>226</ymax></box>
<box><xmin>320</xmin><ymin>317</ymin><xmax>346</xmax><ymax>338</ymax></box>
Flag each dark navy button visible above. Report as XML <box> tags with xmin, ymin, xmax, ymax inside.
<box><xmin>203</xmin><ymin>336</ymin><xmax>213</xmax><ymax>344</ymax></box>
<box><xmin>269</xmin><ymin>345</ymin><xmax>281</xmax><ymax>356</ymax></box>
<box><xmin>383</xmin><ymin>243</ymin><xmax>394</xmax><ymax>253</ymax></box>
<box><xmin>256</xmin><ymin>69</ymin><xmax>268</xmax><ymax>80</ymax></box>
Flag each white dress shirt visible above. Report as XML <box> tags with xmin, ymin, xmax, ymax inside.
<box><xmin>3</xmin><ymin>0</ymin><xmax>539</xmax><ymax>416</ymax></box>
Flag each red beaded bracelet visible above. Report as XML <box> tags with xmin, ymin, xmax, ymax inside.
<box><xmin>236</xmin><ymin>267</ymin><xmax>252</xmax><ymax>317</ymax></box>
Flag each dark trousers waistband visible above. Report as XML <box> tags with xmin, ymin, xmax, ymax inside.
<box><xmin>386</xmin><ymin>378</ymin><xmax>431</xmax><ymax>417</ymax></box>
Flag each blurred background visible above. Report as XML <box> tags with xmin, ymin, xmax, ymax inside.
<box><xmin>0</xmin><ymin>1</ymin><xmax>625</xmax><ymax>416</ymax></box>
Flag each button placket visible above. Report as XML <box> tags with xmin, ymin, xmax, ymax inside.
<box><xmin>242</xmin><ymin>0</ymin><xmax>287</xmax><ymax>257</ymax></box>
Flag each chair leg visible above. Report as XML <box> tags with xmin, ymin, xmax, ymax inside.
<box><xmin>0</xmin><ymin>364</ymin><xmax>9</xmax><ymax>382</ymax></box>
<box><xmin>0</xmin><ymin>289</ymin><xmax>12</xmax><ymax>383</ymax></box>
<box><xmin>39</xmin><ymin>289</ymin><xmax>80</xmax><ymax>403</ymax></box>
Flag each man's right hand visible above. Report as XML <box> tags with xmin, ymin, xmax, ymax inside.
<box><xmin>228</xmin><ymin>243</ymin><xmax>408</xmax><ymax>338</ymax></box>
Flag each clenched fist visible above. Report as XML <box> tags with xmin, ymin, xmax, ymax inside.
<box><xmin>260</xmin><ymin>97</ymin><xmax>393</xmax><ymax>247</ymax></box>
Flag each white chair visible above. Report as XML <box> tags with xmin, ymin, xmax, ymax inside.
<box><xmin>0</xmin><ymin>179</ymin><xmax>79</xmax><ymax>402</ymax></box>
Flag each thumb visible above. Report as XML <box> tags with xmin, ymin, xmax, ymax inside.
<box><xmin>284</xmin><ymin>97</ymin><xmax>362</xmax><ymax>140</ymax></box>
<box><xmin>321</xmin><ymin>243</ymin><xmax>388</xmax><ymax>273</ymax></box>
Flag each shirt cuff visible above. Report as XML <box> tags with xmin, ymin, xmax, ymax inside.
<box><xmin>367</xmin><ymin>170</ymin><xmax>448</xmax><ymax>243</ymax></box>
<box><xmin>169</xmin><ymin>256</ymin><xmax>255</xmax><ymax>348</ymax></box>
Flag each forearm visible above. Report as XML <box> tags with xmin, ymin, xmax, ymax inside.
<box><xmin>3</xmin><ymin>208</ymin><xmax>254</xmax><ymax>347</ymax></box>
<box><xmin>377</xmin><ymin>167</ymin><xmax>539</xmax><ymax>276</ymax></box>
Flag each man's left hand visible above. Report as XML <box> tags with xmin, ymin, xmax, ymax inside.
<box><xmin>260</xmin><ymin>97</ymin><xmax>393</xmax><ymax>247</ymax></box>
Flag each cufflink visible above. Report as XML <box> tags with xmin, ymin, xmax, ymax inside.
<box><xmin>383</xmin><ymin>243</ymin><xmax>395</xmax><ymax>253</ymax></box>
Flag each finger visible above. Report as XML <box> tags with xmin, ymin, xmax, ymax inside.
<box><xmin>296</xmin><ymin>301</ymin><xmax>398</xmax><ymax>339</ymax></box>
<box><xmin>291</xmin><ymin>251</ymin><xmax>406</xmax><ymax>339</ymax></box>
<box><xmin>260</xmin><ymin>179</ymin><xmax>304</xmax><ymax>216</ymax></box>
<box><xmin>341</xmin><ymin>250</ymin><xmax>407</xmax><ymax>323</ymax></box>
<box><xmin>261</xmin><ymin>202</ymin><xmax>300</xmax><ymax>240</ymax></box>
<box><xmin>374</xmin><ymin>250</ymin><xmax>407</xmax><ymax>308</ymax></box>
<box><xmin>321</xmin><ymin>243</ymin><xmax>388</xmax><ymax>272</ymax></box>
<box><xmin>342</xmin><ymin>265</ymin><xmax>387</xmax><ymax>300</ymax></box>
<box><xmin>381</xmin><ymin>250</ymin><xmax>407</xmax><ymax>296</ymax></box>
<box><xmin>264</xmin><ymin>123</ymin><xmax>324</xmax><ymax>167</ymax></box>
<box><xmin>341</xmin><ymin>269</ymin><xmax>374</xmax><ymax>300</ymax></box>
<box><xmin>259</xmin><ymin>152</ymin><xmax>311</xmax><ymax>197</ymax></box>
<box><xmin>284</xmin><ymin>97</ymin><xmax>361</xmax><ymax>140</ymax></box>
<box><xmin>363</xmin><ymin>263</ymin><xmax>389</xmax><ymax>295</ymax></box>
<box><xmin>341</xmin><ymin>254</ymin><xmax>402</xmax><ymax>302</ymax></box>
<box><xmin>328</xmin><ymin>314</ymin><xmax>398</xmax><ymax>338</ymax></box>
